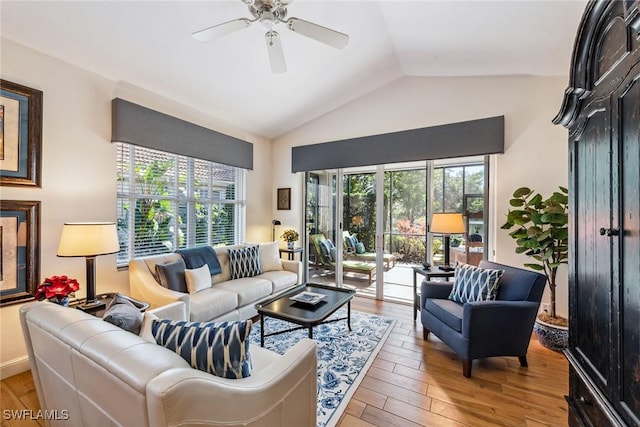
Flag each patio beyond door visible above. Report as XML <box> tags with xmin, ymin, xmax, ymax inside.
<box><xmin>304</xmin><ymin>158</ymin><xmax>487</xmax><ymax>303</ymax></box>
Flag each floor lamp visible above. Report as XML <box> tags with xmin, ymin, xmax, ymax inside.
<box><xmin>57</xmin><ymin>222</ymin><xmax>120</xmax><ymax>311</ymax></box>
<box><xmin>272</xmin><ymin>219</ymin><xmax>281</xmax><ymax>241</ymax></box>
<box><xmin>430</xmin><ymin>213</ymin><xmax>465</xmax><ymax>271</ymax></box>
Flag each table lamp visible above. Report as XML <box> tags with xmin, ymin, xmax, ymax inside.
<box><xmin>57</xmin><ymin>222</ymin><xmax>120</xmax><ymax>311</ymax></box>
<box><xmin>430</xmin><ymin>213</ymin><xmax>465</xmax><ymax>271</ymax></box>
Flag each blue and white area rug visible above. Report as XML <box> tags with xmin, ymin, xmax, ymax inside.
<box><xmin>249</xmin><ymin>309</ymin><xmax>395</xmax><ymax>427</ymax></box>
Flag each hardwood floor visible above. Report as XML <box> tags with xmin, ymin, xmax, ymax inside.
<box><xmin>0</xmin><ymin>297</ymin><xmax>568</xmax><ymax>427</ymax></box>
<box><xmin>340</xmin><ymin>297</ymin><xmax>569</xmax><ymax>427</ymax></box>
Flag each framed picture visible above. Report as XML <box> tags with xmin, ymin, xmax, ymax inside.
<box><xmin>277</xmin><ymin>187</ymin><xmax>291</xmax><ymax>210</ymax></box>
<box><xmin>1</xmin><ymin>80</ymin><xmax>43</xmax><ymax>187</ymax></box>
<box><xmin>0</xmin><ymin>200</ymin><xmax>40</xmax><ymax>306</ymax></box>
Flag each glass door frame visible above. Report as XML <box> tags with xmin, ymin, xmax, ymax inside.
<box><xmin>302</xmin><ymin>156</ymin><xmax>489</xmax><ymax>300</ymax></box>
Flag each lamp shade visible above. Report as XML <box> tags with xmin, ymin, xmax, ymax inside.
<box><xmin>57</xmin><ymin>222</ymin><xmax>120</xmax><ymax>257</ymax></box>
<box><xmin>430</xmin><ymin>213</ymin><xmax>465</xmax><ymax>234</ymax></box>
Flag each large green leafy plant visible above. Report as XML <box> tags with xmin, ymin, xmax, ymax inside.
<box><xmin>501</xmin><ymin>187</ymin><xmax>568</xmax><ymax>321</ymax></box>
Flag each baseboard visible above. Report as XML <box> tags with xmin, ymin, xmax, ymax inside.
<box><xmin>0</xmin><ymin>356</ymin><xmax>30</xmax><ymax>380</ymax></box>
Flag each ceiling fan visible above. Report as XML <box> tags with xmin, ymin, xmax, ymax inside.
<box><xmin>192</xmin><ymin>0</ymin><xmax>349</xmax><ymax>73</ymax></box>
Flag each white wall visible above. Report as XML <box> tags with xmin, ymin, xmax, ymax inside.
<box><xmin>1</xmin><ymin>38</ymin><xmax>571</xmax><ymax>377</ymax></box>
<box><xmin>273</xmin><ymin>75</ymin><xmax>570</xmax><ymax>318</ymax></box>
<box><xmin>0</xmin><ymin>39</ymin><xmax>273</xmax><ymax>377</ymax></box>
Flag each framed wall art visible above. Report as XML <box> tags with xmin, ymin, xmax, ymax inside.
<box><xmin>0</xmin><ymin>200</ymin><xmax>40</xmax><ymax>306</ymax></box>
<box><xmin>0</xmin><ymin>80</ymin><xmax>43</xmax><ymax>187</ymax></box>
<box><xmin>277</xmin><ymin>188</ymin><xmax>291</xmax><ymax>210</ymax></box>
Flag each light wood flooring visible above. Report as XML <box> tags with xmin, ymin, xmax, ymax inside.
<box><xmin>1</xmin><ymin>297</ymin><xmax>568</xmax><ymax>427</ymax></box>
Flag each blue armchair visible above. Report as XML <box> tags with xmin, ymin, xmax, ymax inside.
<box><xmin>420</xmin><ymin>260</ymin><xmax>546</xmax><ymax>378</ymax></box>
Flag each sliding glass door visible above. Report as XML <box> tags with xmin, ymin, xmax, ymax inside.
<box><xmin>303</xmin><ymin>157</ymin><xmax>487</xmax><ymax>302</ymax></box>
<box><xmin>305</xmin><ymin>167</ymin><xmax>383</xmax><ymax>294</ymax></box>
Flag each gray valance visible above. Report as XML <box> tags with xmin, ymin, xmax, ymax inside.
<box><xmin>291</xmin><ymin>116</ymin><xmax>504</xmax><ymax>172</ymax></box>
<box><xmin>111</xmin><ymin>98</ymin><xmax>253</xmax><ymax>170</ymax></box>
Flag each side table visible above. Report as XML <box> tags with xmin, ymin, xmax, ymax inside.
<box><xmin>69</xmin><ymin>292</ymin><xmax>149</xmax><ymax>318</ymax></box>
<box><xmin>279</xmin><ymin>247</ymin><xmax>303</xmax><ymax>261</ymax></box>
<box><xmin>413</xmin><ymin>266</ymin><xmax>455</xmax><ymax>321</ymax></box>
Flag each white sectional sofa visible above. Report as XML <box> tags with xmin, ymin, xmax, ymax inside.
<box><xmin>19</xmin><ymin>301</ymin><xmax>317</xmax><ymax>427</ymax></box>
<box><xmin>129</xmin><ymin>242</ymin><xmax>302</xmax><ymax>322</ymax></box>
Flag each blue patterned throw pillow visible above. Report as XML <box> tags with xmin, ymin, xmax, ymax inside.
<box><xmin>152</xmin><ymin>319</ymin><xmax>252</xmax><ymax>379</ymax></box>
<box><xmin>319</xmin><ymin>239</ymin><xmax>337</xmax><ymax>262</ymax></box>
<box><xmin>448</xmin><ymin>263</ymin><xmax>505</xmax><ymax>303</ymax></box>
<box><xmin>228</xmin><ymin>245</ymin><xmax>262</xmax><ymax>279</ymax></box>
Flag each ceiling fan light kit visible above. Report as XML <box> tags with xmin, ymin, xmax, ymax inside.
<box><xmin>192</xmin><ymin>0</ymin><xmax>349</xmax><ymax>73</ymax></box>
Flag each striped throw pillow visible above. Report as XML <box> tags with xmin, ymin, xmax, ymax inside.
<box><xmin>448</xmin><ymin>263</ymin><xmax>505</xmax><ymax>303</ymax></box>
<box><xmin>228</xmin><ymin>245</ymin><xmax>262</xmax><ymax>279</ymax></box>
<box><xmin>152</xmin><ymin>319</ymin><xmax>252</xmax><ymax>379</ymax></box>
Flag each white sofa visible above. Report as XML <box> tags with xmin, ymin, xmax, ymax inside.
<box><xmin>20</xmin><ymin>300</ymin><xmax>317</xmax><ymax>427</ymax></box>
<box><xmin>130</xmin><ymin>243</ymin><xmax>302</xmax><ymax>322</ymax></box>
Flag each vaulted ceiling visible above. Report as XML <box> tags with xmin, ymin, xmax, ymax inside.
<box><xmin>1</xmin><ymin>1</ymin><xmax>587</xmax><ymax>139</ymax></box>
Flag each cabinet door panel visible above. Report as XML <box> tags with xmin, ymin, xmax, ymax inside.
<box><xmin>573</xmin><ymin>108</ymin><xmax>612</xmax><ymax>389</ymax></box>
<box><xmin>619</xmin><ymin>73</ymin><xmax>640</xmax><ymax>423</ymax></box>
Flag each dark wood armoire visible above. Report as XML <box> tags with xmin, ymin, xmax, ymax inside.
<box><xmin>554</xmin><ymin>1</ymin><xmax>640</xmax><ymax>426</ymax></box>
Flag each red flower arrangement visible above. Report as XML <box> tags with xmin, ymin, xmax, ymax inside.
<box><xmin>34</xmin><ymin>276</ymin><xmax>80</xmax><ymax>304</ymax></box>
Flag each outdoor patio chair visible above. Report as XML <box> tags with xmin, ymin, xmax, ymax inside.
<box><xmin>309</xmin><ymin>234</ymin><xmax>376</xmax><ymax>286</ymax></box>
<box><xmin>342</xmin><ymin>231</ymin><xmax>397</xmax><ymax>269</ymax></box>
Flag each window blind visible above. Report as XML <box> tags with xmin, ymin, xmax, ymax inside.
<box><xmin>116</xmin><ymin>143</ymin><xmax>245</xmax><ymax>266</ymax></box>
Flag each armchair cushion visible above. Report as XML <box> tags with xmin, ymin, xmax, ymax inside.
<box><xmin>425</xmin><ymin>299</ymin><xmax>463</xmax><ymax>332</ymax></box>
<box><xmin>152</xmin><ymin>319</ymin><xmax>253</xmax><ymax>379</ymax></box>
<box><xmin>448</xmin><ymin>263</ymin><xmax>504</xmax><ymax>303</ymax></box>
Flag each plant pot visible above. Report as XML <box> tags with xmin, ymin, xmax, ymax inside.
<box><xmin>49</xmin><ymin>296</ymin><xmax>70</xmax><ymax>307</ymax></box>
<box><xmin>287</xmin><ymin>241</ymin><xmax>294</xmax><ymax>250</ymax></box>
<box><xmin>533</xmin><ymin>318</ymin><xmax>568</xmax><ymax>352</ymax></box>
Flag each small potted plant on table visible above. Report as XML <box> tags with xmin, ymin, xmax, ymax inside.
<box><xmin>281</xmin><ymin>229</ymin><xmax>299</xmax><ymax>250</ymax></box>
<box><xmin>501</xmin><ymin>186</ymin><xmax>569</xmax><ymax>352</ymax></box>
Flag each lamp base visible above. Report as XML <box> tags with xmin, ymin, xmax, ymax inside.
<box><xmin>76</xmin><ymin>299</ymin><xmax>106</xmax><ymax>312</ymax></box>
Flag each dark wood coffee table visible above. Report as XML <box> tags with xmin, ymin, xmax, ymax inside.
<box><xmin>255</xmin><ymin>283</ymin><xmax>356</xmax><ymax>346</ymax></box>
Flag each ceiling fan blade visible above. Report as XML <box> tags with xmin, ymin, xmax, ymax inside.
<box><xmin>265</xmin><ymin>31</ymin><xmax>287</xmax><ymax>73</ymax></box>
<box><xmin>192</xmin><ymin>18</ymin><xmax>251</xmax><ymax>42</ymax></box>
<box><xmin>286</xmin><ymin>18</ymin><xmax>348</xmax><ymax>49</ymax></box>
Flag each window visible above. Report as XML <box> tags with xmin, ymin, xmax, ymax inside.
<box><xmin>432</xmin><ymin>163</ymin><xmax>484</xmax><ymax>213</ymax></box>
<box><xmin>116</xmin><ymin>143</ymin><xmax>246</xmax><ymax>266</ymax></box>
<box><xmin>432</xmin><ymin>161</ymin><xmax>486</xmax><ymax>260</ymax></box>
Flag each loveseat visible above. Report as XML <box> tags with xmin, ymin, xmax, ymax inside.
<box><xmin>20</xmin><ymin>300</ymin><xmax>318</xmax><ymax>426</ymax></box>
<box><xmin>130</xmin><ymin>242</ymin><xmax>302</xmax><ymax>322</ymax></box>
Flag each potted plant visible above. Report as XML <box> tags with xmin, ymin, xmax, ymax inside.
<box><xmin>501</xmin><ymin>186</ymin><xmax>569</xmax><ymax>352</ymax></box>
<box><xmin>34</xmin><ymin>275</ymin><xmax>80</xmax><ymax>306</ymax></box>
<box><xmin>281</xmin><ymin>229</ymin><xmax>299</xmax><ymax>250</ymax></box>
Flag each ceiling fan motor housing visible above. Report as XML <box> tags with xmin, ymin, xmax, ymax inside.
<box><xmin>249</xmin><ymin>0</ymin><xmax>288</xmax><ymax>27</ymax></box>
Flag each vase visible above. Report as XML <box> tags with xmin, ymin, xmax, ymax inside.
<box><xmin>533</xmin><ymin>318</ymin><xmax>568</xmax><ymax>352</ymax></box>
<box><xmin>287</xmin><ymin>241</ymin><xmax>294</xmax><ymax>250</ymax></box>
<box><xmin>50</xmin><ymin>296</ymin><xmax>70</xmax><ymax>307</ymax></box>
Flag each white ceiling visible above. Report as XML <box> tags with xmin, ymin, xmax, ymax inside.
<box><xmin>1</xmin><ymin>0</ymin><xmax>587</xmax><ymax>139</ymax></box>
